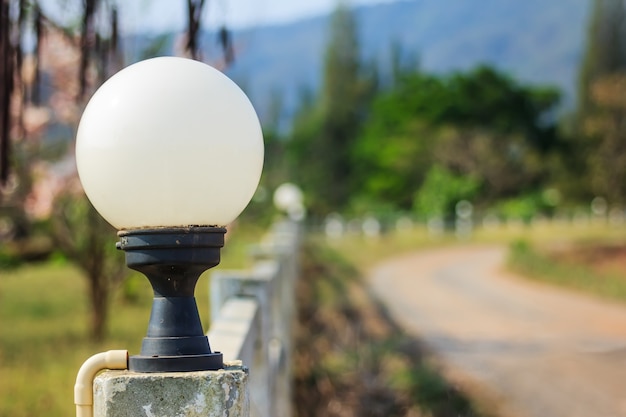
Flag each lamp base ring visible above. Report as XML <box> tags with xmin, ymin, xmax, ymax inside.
<box><xmin>129</xmin><ymin>352</ymin><xmax>224</xmax><ymax>373</ymax></box>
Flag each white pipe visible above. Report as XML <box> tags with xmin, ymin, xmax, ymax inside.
<box><xmin>75</xmin><ymin>350</ymin><xmax>128</xmax><ymax>417</ymax></box>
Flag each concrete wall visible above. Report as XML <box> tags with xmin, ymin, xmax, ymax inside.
<box><xmin>207</xmin><ymin>220</ymin><xmax>300</xmax><ymax>417</ymax></box>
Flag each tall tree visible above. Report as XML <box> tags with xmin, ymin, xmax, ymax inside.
<box><xmin>51</xmin><ymin>192</ymin><xmax>127</xmax><ymax>341</ymax></box>
<box><xmin>583</xmin><ymin>74</ymin><xmax>626</xmax><ymax>203</ymax></box>
<box><xmin>575</xmin><ymin>0</ymin><xmax>626</xmax><ymax>204</ymax></box>
<box><xmin>289</xmin><ymin>4</ymin><xmax>375</xmax><ymax>215</ymax></box>
<box><xmin>578</xmin><ymin>0</ymin><xmax>626</xmax><ymax>118</ymax></box>
<box><xmin>0</xmin><ymin>0</ymin><xmax>13</xmax><ymax>185</ymax></box>
<box><xmin>1</xmin><ymin>0</ymin><xmax>123</xmax><ymax>341</ymax></box>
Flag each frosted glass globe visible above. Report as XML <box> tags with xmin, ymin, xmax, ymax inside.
<box><xmin>76</xmin><ymin>57</ymin><xmax>264</xmax><ymax>229</ymax></box>
<box><xmin>273</xmin><ymin>183</ymin><xmax>303</xmax><ymax>211</ymax></box>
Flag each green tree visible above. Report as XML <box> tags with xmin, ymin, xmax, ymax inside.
<box><xmin>573</xmin><ymin>0</ymin><xmax>626</xmax><ymax>204</ymax></box>
<box><xmin>583</xmin><ymin>74</ymin><xmax>626</xmax><ymax>204</ymax></box>
<box><xmin>51</xmin><ymin>193</ymin><xmax>126</xmax><ymax>341</ymax></box>
<box><xmin>578</xmin><ymin>0</ymin><xmax>626</xmax><ymax>119</ymax></box>
<box><xmin>288</xmin><ymin>4</ymin><xmax>376</xmax><ymax>215</ymax></box>
<box><xmin>414</xmin><ymin>165</ymin><xmax>479</xmax><ymax>219</ymax></box>
<box><xmin>352</xmin><ymin>116</ymin><xmax>436</xmax><ymax>209</ymax></box>
<box><xmin>353</xmin><ymin>66</ymin><xmax>560</xmax><ymax>214</ymax></box>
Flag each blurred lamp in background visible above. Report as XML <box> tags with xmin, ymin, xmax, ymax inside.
<box><xmin>273</xmin><ymin>182</ymin><xmax>305</xmax><ymax>221</ymax></box>
<box><xmin>76</xmin><ymin>56</ymin><xmax>264</xmax><ymax>372</ymax></box>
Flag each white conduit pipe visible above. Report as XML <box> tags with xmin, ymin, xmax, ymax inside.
<box><xmin>75</xmin><ymin>350</ymin><xmax>128</xmax><ymax>417</ymax></box>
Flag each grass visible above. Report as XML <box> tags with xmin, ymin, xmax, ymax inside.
<box><xmin>327</xmin><ymin>220</ymin><xmax>626</xmax><ymax>272</ymax></box>
<box><xmin>0</xmin><ymin>224</ymin><xmax>262</xmax><ymax>417</ymax></box>
<box><xmin>1</xmin><ymin>262</ymin><xmax>105</xmax><ymax>417</ymax></box>
<box><xmin>329</xmin><ymin>219</ymin><xmax>626</xmax><ymax>313</ymax></box>
<box><xmin>507</xmin><ymin>239</ymin><xmax>626</xmax><ymax>303</ymax></box>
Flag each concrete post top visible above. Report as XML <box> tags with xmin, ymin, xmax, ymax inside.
<box><xmin>94</xmin><ymin>361</ymin><xmax>249</xmax><ymax>417</ymax></box>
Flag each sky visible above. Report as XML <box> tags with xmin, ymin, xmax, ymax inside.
<box><xmin>117</xmin><ymin>0</ymin><xmax>398</xmax><ymax>33</ymax></box>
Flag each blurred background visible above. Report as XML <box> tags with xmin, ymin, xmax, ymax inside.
<box><xmin>2</xmin><ymin>0</ymin><xmax>626</xmax><ymax>416</ymax></box>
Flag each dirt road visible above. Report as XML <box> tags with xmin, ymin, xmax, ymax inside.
<box><xmin>369</xmin><ymin>246</ymin><xmax>626</xmax><ymax>417</ymax></box>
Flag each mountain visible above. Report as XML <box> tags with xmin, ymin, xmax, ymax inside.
<box><xmin>130</xmin><ymin>0</ymin><xmax>592</xmax><ymax>127</ymax></box>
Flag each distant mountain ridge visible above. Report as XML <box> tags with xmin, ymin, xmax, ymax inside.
<box><xmin>129</xmin><ymin>0</ymin><xmax>591</xmax><ymax>127</ymax></box>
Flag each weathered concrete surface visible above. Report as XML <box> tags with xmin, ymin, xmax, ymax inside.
<box><xmin>370</xmin><ymin>246</ymin><xmax>626</xmax><ymax>417</ymax></box>
<box><xmin>93</xmin><ymin>362</ymin><xmax>249</xmax><ymax>417</ymax></box>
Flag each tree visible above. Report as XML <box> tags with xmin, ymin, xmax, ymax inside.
<box><xmin>288</xmin><ymin>4</ymin><xmax>376</xmax><ymax>215</ymax></box>
<box><xmin>413</xmin><ymin>165</ymin><xmax>479</xmax><ymax>219</ymax></box>
<box><xmin>0</xmin><ymin>0</ymin><xmax>14</xmax><ymax>185</ymax></box>
<box><xmin>583</xmin><ymin>74</ymin><xmax>626</xmax><ymax>204</ymax></box>
<box><xmin>573</xmin><ymin>0</ymin><xmax>626</xmax><ymax>204</ymax></box>
<box><xmin>0</xmin><ymin>0</ymin><xmax>229</xmax><ymax>341</ymax></box>
<box><xmin>353</xmin><ymin>66</ymin><xmax>561</xmax><ymax>215</ymax></box>
<box><xmin>1</xmin><ymin>0</ymin><xmax>125</xmax><ymax>341</ymax></box>
<box><xmin>578</xmin><ymin>0</ymin><xmax>626</xmax><ymax>119</ymax></box>
<box><xmin>51</xmin><ymin>191</ymin><xmax>126</xmax><ymax>340</ymax></box>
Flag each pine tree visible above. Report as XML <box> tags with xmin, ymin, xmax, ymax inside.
<box><xmin>576</xmin><ymin>0</ymin><xmax>626</xmax><ymax>204</ymax></box>
<box><xmin>578</xmin><ymin>0</ymin><xmax>626</xmax><ymax>118</ymax></box>
<box><xmin>289</xmin><ymin>4</ymin><xmax>375</xmax><ymax>215</ymax></box>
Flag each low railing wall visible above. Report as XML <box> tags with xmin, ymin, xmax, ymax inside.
<box><xmin>207</xmin><ymin>220</ymin><xmax>300</xmax><ymax>417</ymax></box>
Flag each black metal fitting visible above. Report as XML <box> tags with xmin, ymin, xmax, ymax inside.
<box><xmin>117</xmin><ymin>226</ymin><xmax>226</xmax><ymax>372</ymax></box>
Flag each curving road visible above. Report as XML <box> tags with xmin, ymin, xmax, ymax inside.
<box><xmin>369</xmin><ymin>246</ymin><xmax>626</xmax><ymax>417</ymax></box>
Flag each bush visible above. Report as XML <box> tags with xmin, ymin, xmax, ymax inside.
<box><xmin>0</xmin><ymin>249</ymin><xmax>21</xmax><ymax>270</ymax></box>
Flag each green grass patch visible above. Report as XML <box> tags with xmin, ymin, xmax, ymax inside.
<box><xmin>329</xmin><ymin>221</ymin><xmax>626</xmax><ymax>273</ymax></box>
<box><xmin>507</xmin><ymin>239</ymin><xmax>626</xmax><ymax>302</ymax></box>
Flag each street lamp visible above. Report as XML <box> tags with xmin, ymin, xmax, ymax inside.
<box><xmin>273</xmin><ymin>182</ymin><xmax>305</xmax><ymax>221</ymax></box>
<box><xmin>75</xmin><ymin>57</ymin><xmax>264</xmax><ymax>372</ymax></box>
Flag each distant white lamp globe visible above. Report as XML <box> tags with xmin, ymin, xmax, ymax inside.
<box><xmin>76</xmin><ymin>57</ymin><xmax>264</xmax><ymax>229</ymax></box>
<box><xmin>273</xmin><ymin>183</ymin><xmax>305</xmax><ymax>221</ymax></box>
<box><xmin>273</xmin><ymin>183</ymin><xmax>303</xmax><ymax>212</ymax></box>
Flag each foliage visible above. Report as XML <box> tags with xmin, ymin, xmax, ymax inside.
<box><xmin>572</xmin><ymin>0</ymin><xmax>626</xmax><ymax>205</ymax></box>
<box><xmin>352</xmin><ymin>66</ymin><xmax>560</xmax><ymax>214</ymax></box>
<box><xmin>0</xmin><ymin>247</ymin><xmax>21</xmax><ymax>269</ymax></box>
<box><xmin>413</xmin><ymin>164</ymin><xmax>480</xmax><ymax>219</ymax></box>
<box><xmin>577</xmin><ymin>0</ymin><xmax>626</xmax><ymax>119</ymax></box>
<box><xmin>288</xmin><ymin>4</ymin><xmax>377</xmax><ymax>215</ymax></box>
<box><xmin>359</xmin><ymin>66</ymin><xmax>559</xmax><ymax>146</ymax></box>
<box><xmin>287</xmin><ymin>30</ymin><xmax>563</xmax><ymax>218</ymax></box>
<box><xmin>353</xmin><ymin>119</ymin><xmax>436</xmax><ymax>210</ymax></box>
<box><xmin>494</xmin><ymin>193</ymin><xmax>548</xmax><ymax>222</ymax></box>
<box><xmin>50</xmin><ymin>191</ymin><xmax>127</xmax><ymax>341</ymax></box>
<box><xmin>582</xmin><ymin>74</ymin><xmax>626</xmax><ymax>204</ymax></box>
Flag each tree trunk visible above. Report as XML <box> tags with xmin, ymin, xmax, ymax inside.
<box><xmin>89</xmin><ymin>272</ymin><xmax>108</xmax><ymax>341</ymax></box>
<box><xmin>0</xmin><ymin>0</ymin><xmax>14</xmax><ymax>186</ymax></box>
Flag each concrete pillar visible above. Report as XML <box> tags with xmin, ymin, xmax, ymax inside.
<box><xmin>93</xmin><ymin>362</ymin><xmax>249</xmax><ymax>417</ymax></box>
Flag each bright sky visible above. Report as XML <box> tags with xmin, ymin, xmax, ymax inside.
<box><xmin>118</xmin><ymin>0</ymin><xmax>398</xmax><ymax>33</ymax></box>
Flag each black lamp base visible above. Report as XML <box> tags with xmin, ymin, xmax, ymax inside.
<box><xmin>117</xmin><ymin>226</ymin><xmax>226</xmax><ymax>373</ymax></box>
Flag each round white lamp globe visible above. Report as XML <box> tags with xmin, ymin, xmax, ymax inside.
<box><xmin>273</xmin><ymin>183</ymin><xmax>306</xmax><ymax>221</ymax></box>
<box><xmin>273</xmin><ymin>182</ymin><xmax>303</xmax><ymax>212</ymax></box>
<box><xmin>76</xmin><ymin>57</ymin><xmax>264</xmax><ymax>229</ymax></box>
